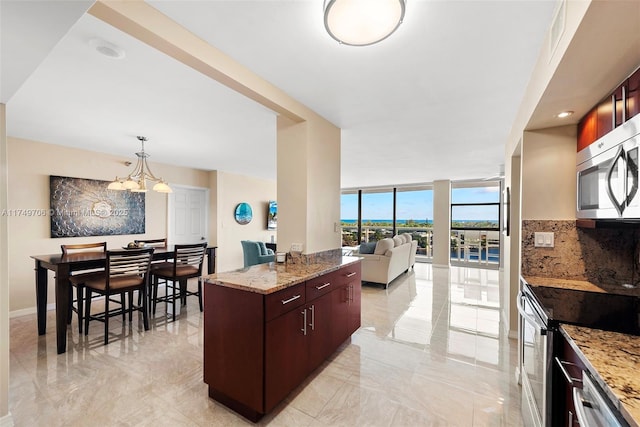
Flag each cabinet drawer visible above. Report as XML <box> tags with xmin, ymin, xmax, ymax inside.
<box><xmin>335</xmin><ymin>264</ymin><xmax>361</xmax><ymax>286</ymax></box>
<box><xmin>265</xmin><ymin>282</ymin><xmax>306</xmax><ymax>322</ymax></box>
<box><xmin>306</xmin><ymin>271</ymin><xmax>339</xmax><ymax>300</ymax></box>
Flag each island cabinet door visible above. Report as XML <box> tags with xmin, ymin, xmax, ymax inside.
<box><xmin>264</xmin><ymin>306</ymin><xmax>308</xmax><ymax>413</ymax></box>
<box><xmin>347</xmin><ymin>278</ymin><xmax>362</xmax><ymax>335</ymax></box>
<box><xmin>306</xmin><ymin>291</ymin><xmax>334</xmax><ymax>372</ymax></box>
<box><xmin>330</xmin><ymin>285</ymin><xmax>350</xmax><ymax>349</ymax></box>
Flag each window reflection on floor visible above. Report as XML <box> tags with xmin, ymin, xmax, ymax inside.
<box><xmin>364</xmin><ymin>262</ymin><xmax>504</xmax><ymax>367</ymax></box>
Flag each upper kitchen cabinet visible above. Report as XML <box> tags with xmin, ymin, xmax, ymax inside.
<box><xmin>627</xmin><ymin>67</ymin><xmax>640</xmax><ymax>120</ymax></box>
<box><xmin>578</xmin><ymin>65</ymin><xmax>640</xmax><ymax>152</ymax></box>
<box><xmin>577</xmin><ymin>107</ymin><xmax>597</xmax><ymax>152</ymax></box>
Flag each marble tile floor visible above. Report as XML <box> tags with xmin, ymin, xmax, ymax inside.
<box><xmin>9</xmin><ymin>263</ymin><xmax>523</xmax><ymax>426</ymax></box>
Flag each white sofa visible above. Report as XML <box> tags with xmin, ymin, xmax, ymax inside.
<box><xmin>354</xmin><ymin>233</ymin><xmax>417</xmax><ymax>288</ymax></box>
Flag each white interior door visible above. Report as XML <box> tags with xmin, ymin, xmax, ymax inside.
<box><xmin>168</xmin><ymin>185</ymin><xmax>208</xmax><ymax>245</ymax></box>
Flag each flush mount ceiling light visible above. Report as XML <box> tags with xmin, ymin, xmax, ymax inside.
<box><xmin>323</xmin><ymin>0</ymin><xmax>406</xmax><ymax>46</ymax></box>
<box><xmin>557</xmin><ymin>111</ymin><xmax>574</xmax><ymax>118</ymax></box>
<box><xmin>89</xmin><ymin>38</ymin><xmax>125</xmax><ymax>59</ymax></box>
<box><xmin>108</xmin><ymin>136</ymin><xmax>172</xmax><ymax>193</ymax></box>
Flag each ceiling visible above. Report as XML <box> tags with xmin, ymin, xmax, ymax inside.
<box><xmin>3</xmin><ymin>1</ymin><xmax>562</xmax><ymax>188</ymax></box>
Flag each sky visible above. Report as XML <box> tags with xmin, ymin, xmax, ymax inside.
<box><xmin>341</xmin><ymin>186</ymin><xmax>501</xmax><ymax>221</ymax></box>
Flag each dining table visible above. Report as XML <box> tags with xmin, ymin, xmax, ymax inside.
<box><xmin>31</xmin><ymin>245</ymin><xmax>217</xmax><ymax>354</ymax></box>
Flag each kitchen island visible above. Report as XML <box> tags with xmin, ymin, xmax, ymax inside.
<box><xmin>201</xmin><ymin>256</ymin><xmax>362</xmax><ymax>422</ymax></box>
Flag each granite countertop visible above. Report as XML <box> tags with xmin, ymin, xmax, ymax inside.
<box><xmin>202</xmin><ymin>255</ymin><xmax>361</xmax><ymax>294</ymax></box>
<box><xmin>561</xmin><ymin>324</ymin><xmax>640</xmax><ymax>427</ymax></box>
<box><xmin>524</xmin><ymin>275</ymin><xmax>640</xmax><ymax>297</ymax></box>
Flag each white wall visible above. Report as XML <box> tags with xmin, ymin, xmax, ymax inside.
<box><xmin>0</xmin><ymin>104</ymin><xmax>12</xmax><ymax>424</ymax></box>
<box><xmin>522</xmin><ymin>126</ymin><xmax>577</xmax><ymax>220</ymax></box>
<box><xmin>7</xmin><ymin>137</ymin><xmax>210</xmax><ymax>313</ymax></box>
<box><xmin>276</xmin><ymin>115</ymin><xmax>341</xmax><ymax>256</ymax></box>
<box><xmin>215</xmin><ymin>170</ymin><xmax>277</xmax><ymax>273</ymax></box>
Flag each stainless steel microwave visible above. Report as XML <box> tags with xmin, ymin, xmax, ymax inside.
<box><xmin>577</xmin><ymin>114</ymin><xmax>640</xmax><ymax>219</ymax></box>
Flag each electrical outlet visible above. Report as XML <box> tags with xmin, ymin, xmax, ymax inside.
<box><xmin>291</xmin><ymin>243</ymin><xmax>303</xmax><ymax>252</ymax></box>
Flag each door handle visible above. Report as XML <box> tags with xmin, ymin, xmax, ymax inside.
<box><xmin>309</xmin><ymin>305</ymin><xmax>315</xmax><ymax>331</ymax></box>
<box><xmin>301</xmin><ymin>309</ymin><xmax>307</xmax><ymax>336</ymax></box>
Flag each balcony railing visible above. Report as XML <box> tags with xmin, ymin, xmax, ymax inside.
<box><xmin>342</xmin><ymin>227</ymin><xmax>500</xmax><ymax>266</ymax></box>
<box><xmin>450</xmin><ymin>229</ymin><xmax>500</xmax><ymax>266</ymax></box>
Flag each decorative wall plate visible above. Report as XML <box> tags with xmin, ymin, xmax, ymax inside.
<box><xmin>235</xmin><ymin>202</ymin><xmax>253</xmax><ymax>225</ymax></box>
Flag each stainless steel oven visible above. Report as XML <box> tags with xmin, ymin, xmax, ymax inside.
<box><xmin>518</xmin><ymin>283</ymin><xmax>553</xmax><ymax>427</ymax></box>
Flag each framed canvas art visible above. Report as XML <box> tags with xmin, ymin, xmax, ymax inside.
<box><xmin>50</xmin><ymin>175</ymin><xmax>145</xmax><ymax>237</ymax></box>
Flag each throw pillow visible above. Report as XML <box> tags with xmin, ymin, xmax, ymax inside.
<box><xmin>359</xmin><ymin>241</ymin><xmax>376</xmax><ymax>254</ymax></box>
<box><xmin>374</xmin><ymin>238</ymin><xmax>394</xmax><ymax>255</ymax></box>
<box><xmin>393</xmin><ymin>235</ymin><xmax>404</xmax><ymax>247</ymax></box>
<box><xmin>257</xmin><ymin>241</ymin><xmax>268</xmax><ymax>255</ymax></box>
<box><xmin>402</xmin><ymin>233</ymin><xmax>412</xmax><ymax>242</ymax></box>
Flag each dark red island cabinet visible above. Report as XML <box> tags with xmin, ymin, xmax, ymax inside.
<box><xmin>203</xmin><ymin>261</ymin><xmax>361</xmax><ymax>422</ymax></box>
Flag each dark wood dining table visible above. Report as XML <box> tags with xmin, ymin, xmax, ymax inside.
<box><xmin>31</xmin><ymin>245</ymin><xmax>217</xmax><ymax>354</ymax></box>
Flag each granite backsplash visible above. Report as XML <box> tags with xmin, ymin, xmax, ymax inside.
<box><xmin>522</xmin><ymin>220</ymin><xmax>640</xmax><ymax>286</ymax></box>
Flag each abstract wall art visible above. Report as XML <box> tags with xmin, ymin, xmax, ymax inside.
<box><xmin>50</xmin><ymin>175</ymin><xmax>145</xmax><ymax>238</ymax></box>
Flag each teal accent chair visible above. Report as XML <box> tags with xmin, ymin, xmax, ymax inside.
<box><xmin>241</xmin><ymin>240</ymin><xmax>275</xmax><ymax>267</ymax></box>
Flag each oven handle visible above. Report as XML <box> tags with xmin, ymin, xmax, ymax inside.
<box><xmin>516</xmin><ymin>290</ymin><xmax>547</xmax><ymax>335</ymax></box>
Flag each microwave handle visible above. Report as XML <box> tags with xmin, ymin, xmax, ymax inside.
<box><xmin>626</xmin><ymin>149</ymin><xmax>638</xmax><ymax>206</ymax></box>
<box><xmin>605</xmin><ymin>145</ymin><xmax>626</xmax><ymax>216</ymax></box>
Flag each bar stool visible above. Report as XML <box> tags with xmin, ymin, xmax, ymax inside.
<box><xmin>61</xmin><ymin>242</ymin><xmax>107</xmax><ymax>333</ymax></box>
<box><xmin>150</xmin><ymin>243</ymin><xmax>207</xmax><ymax>321</ymax></box>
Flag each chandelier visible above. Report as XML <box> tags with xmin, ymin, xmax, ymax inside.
<box><xmin>323</xmin><ymin>0</ymin><xmax>406</xmax><ymax>46</ymax></box>
<box><xmin>107</xmin><ymin>136</ymin><xmax>172</xmax><ymax>193</ymax></box>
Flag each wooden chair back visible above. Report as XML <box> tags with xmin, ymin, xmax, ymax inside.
<box><xmin>174</xmin><ymin>243</ymin><xmax>207</xmax><ymax>275</ymax></box>
<box><xmin>61</xmin><ymin>242</ymin><xmax>107</xmax><ymax>255</ymax></box>
<box><xmin>106</xmin><ymin>248</ymin><xmax>154</xmax><ymax>290</ymax></box>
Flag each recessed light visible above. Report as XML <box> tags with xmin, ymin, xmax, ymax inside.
<box><xmin>556</xmin><ymin>111</ymin><xmax>573</xmax><ymax>118</ymax></box>
<box><xmin>89</xmin><ymin>38</ymin><xmax>125</xmax><ymax>59</ymax></box>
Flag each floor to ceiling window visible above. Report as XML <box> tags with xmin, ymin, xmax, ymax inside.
<box><xmin>450</xmin><ymin>182</ymin><xmax>502</xmax><ymax>268</ymax></box>
<box><xmin>340</xmin><ymin>191</ymin><xmax>359</xmax><ymax>247</ymax></box>
<box><xmin>341</xmin><ymin>186</ymin><xmax>434</xmax><ymax>261</ymax></box>
<box><xmin>396</xmin><ymin>187</ymin><xmax>434</xmax><ymax>260</ymax></box>
<box><xmin>361</xmin><ymin>189</ymin><xmax>394</xmax><ymax>243</ymax></box>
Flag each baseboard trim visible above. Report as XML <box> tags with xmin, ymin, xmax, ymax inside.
<box><xmin>9</xmin><ymin>285</ymin><xmax>167</xmax><ymax>319</ymax></box>
<box><xmin>0</xmin><ymin>412</ymin><xmax>14</xmax><ymax>427</ymax></box>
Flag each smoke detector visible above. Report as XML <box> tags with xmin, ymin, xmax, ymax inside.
<box><xmin>89</xmin><ymin>38</ymin><xmax>125</xmax><ymax>59</ymax></box>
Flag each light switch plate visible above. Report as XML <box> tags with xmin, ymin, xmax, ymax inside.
<box><xmin>534</xmin><ymin>232</ymin><xmax>554</xmax><ymax>248</ymax></box>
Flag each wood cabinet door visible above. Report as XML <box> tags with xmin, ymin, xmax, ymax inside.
<box><xmin>597</xmin><ymin>96</ymin><xmax>614</xmax><ymax>140</ymax></box>
<box><xmin>613</xmin><ymin>84</ymin><xmax>626</xmax><ymax>127</ymax></box>
<box><xmin>347</xmin><ymin>280</ymin><xmax>362</xmax><ymax>335</ymax></box>
<box><xmin>330</xmin><ymin>285</ymin><xmax>350</xmax><ymax>349</ymax></box>
<box><xmin>307</xmin><ymin>292</ymin><xmax>334</xmax><ymax>372</ymax></box>
<box><xmin>577</xmin><ymin>108</ymin><xmax>597</xmax><ymax>152</ymax></box>
<box><xmin>264</xmin><ymin>306</ymin><xmax>308</xmax><ymax>412</ymax></box>
<box><xmin>628</xmin><ymin>68</ymin><xmax>640</xmax><ymax>120</ymax></box>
